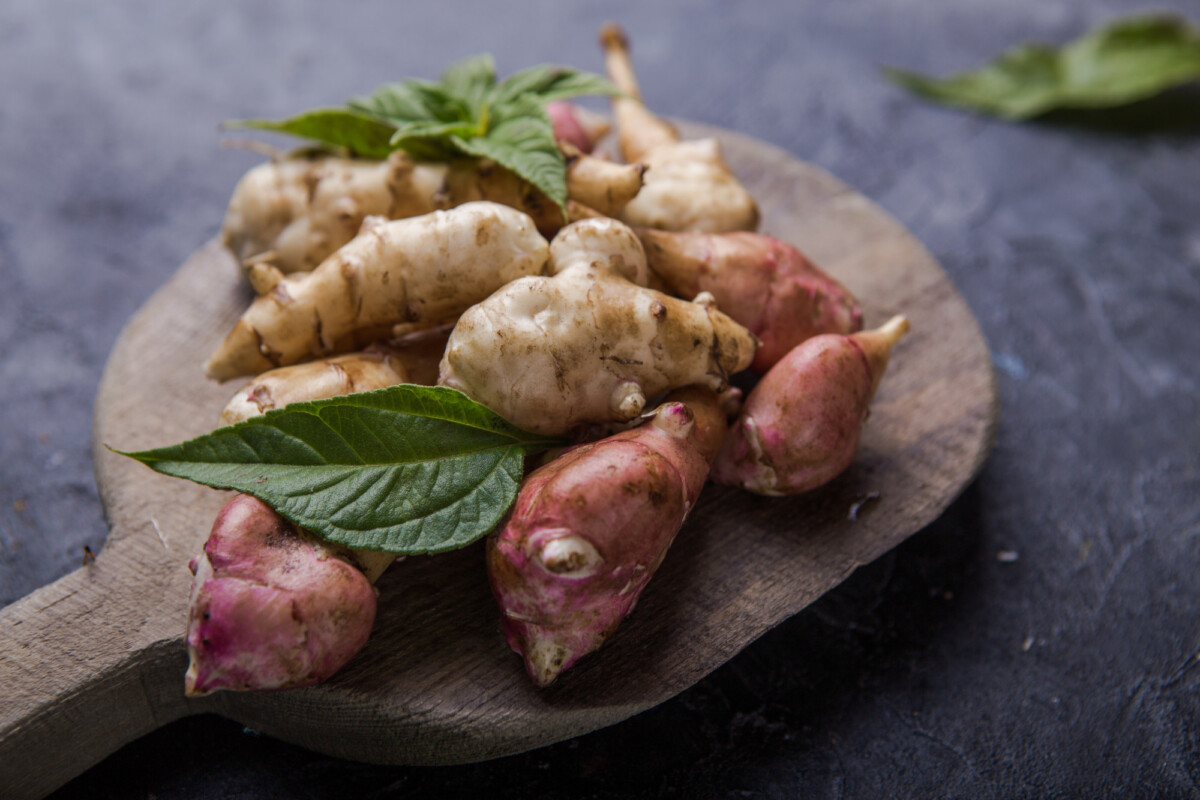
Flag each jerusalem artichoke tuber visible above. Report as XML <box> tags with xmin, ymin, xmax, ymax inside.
<box><xmin>185</xmin><ymin>494</ymin><xmax>379</xmax><ymax>695</ymax></box>
<box><xmin>438</xmin><ymin>219</ymin><xmax>756</xmax><ymax>435</ymax></box>
<box><xmin>487</xmin><ymin>386</ymin><xmax>727</xmax><ymax>686</ymax></box>
<box><xmin>185</xmin><ymin>328</ymin><xmax>456</xmax><ymax>693</ymax></box>
<box><xmin>218</xmin><ymin>327</ymin><xmax>449</xmax><ymax>425</ymax></box>
<box><xmin>222</xmin><ymin>145</ymin><xmax>642</xmax><ymax>274</ymax></box>
<box><xmin>206</xmin><ymin>202</ymin><xmax>549</xmax><ymax>382</ymax></box>
<box><xmin>600</xmin><ymin>24</ymin><xmax>759</xmax><ymax>233</ymax></box>
<box><xmin>637</xmin><ymin>229</ymin><xmax>863</xmax><ymax>372</ymax></box>
<box><xmin>713</xmin><ymin>315</ymin><xmax>910</xmax><ymax>495</ymax></box>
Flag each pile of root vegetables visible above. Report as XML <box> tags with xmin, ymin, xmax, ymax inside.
<box><xmin>182</xmin><ymin>25</ymin><xmax>909</xmax><ymax>695</ymax></box>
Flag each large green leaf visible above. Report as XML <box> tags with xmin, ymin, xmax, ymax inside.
<box><xmin>886</xmin><ymin>14</ymin><xmax>1200</xmax><ymax>119</ymax></box>
<box><xmin>117</xmin><ymin>385</ymin><xmax>560</xmax><ymax>555</ymax></box>
<box><xmin>226</xmin><ymin>109</ymin><xmax>399</xmax><ymax>158</ymax></box>
<box><xmin>227</xmin><ymin>55</ymin><xmax>618</xmax><ymax>199</ymax></box>
<box><xmin>454</xmin><ymin>95</ymin><xmax>566</xmax><ymax>208</ymax></box>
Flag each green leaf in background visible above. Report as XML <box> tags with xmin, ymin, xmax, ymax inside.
<box><xmin>226</xmin><ymin>54</ymin><xmax>621</xmax><ymax>211</ymax></box>
<box><xmin>226</xmin><ymin>109</ymin><xmax>399</xmax><ymax>158</ymax></box>
<box><xmin>885</xmin><ymin>14</ymin><xmax>1200</xmax><ymax>119</ymax></box>
<box><xmin>455</xmin><ymin>95</ymin><xmax>567</xmax><ymax>207</ymax></box>
<box><xmin>116</xmin><ymin>385</ymin><xmax>561</xmax><ymax>556</ymax></box>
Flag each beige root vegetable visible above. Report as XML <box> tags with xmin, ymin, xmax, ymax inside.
<box><xmin>222</xmin><ymin>146</ymin><xmax>644</xmax><ymax>274</ymax></box>
<box><xmin>219</xmin><ymin>326</ymin><xmax>449</xmax><ymax>425</ymax></box>
<box><xmin>600</xmin><ymin>23</ymin><xmax>759</xmax><ymax>233</ymax></box>
<box><xmin>206</xmin><ymin>201</ymin><xmax>549</xmax><ymax>382</ymax></box>
<box><xmin>713</xmin><ymin>316</ymin><xmax>910</xmax><ymax>495</ymax></box>
<box><xmin>438</xmin><ymin>218</ymin><xmax>756</xmax><ymax>435</ymax></box>
<box><xmin>637</xmin><ymin>229</ymin><xmax>863</xmax><ymax>372</ymax></box>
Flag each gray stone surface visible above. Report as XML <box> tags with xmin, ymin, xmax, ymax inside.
<box><xmin>2</xmin><ymin>0</ymin><xmax>1198</xmax><ymax>796</ymax></box>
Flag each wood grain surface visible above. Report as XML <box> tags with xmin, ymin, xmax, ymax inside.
<box><xmin>0</xmin><ymin>124</ymin><xmax>997</xmax><ymax>799</ymax></box>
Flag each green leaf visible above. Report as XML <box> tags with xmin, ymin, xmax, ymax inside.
<box><xmin>491</xmin><ymin>64</ymin><xmax>622</xmax><ymax>106</ymax></box>
<box><xmin>885</xmin><ymin>14</ymin><xmax>1200</xmax><ymax>119</ymax></box>
<box><xmin>225</xmin><ymin>109</ymin><xmax>399</xmax><ymax>158</ymax></box>
<box><xmin>350</xmin><ymin>80</ymin><xmax>471</xmax><ymax>125</ymax></box>
<box><xmin>454</xmin><ymin>95</ymin><xmax>567</xmax><ymax>209</ymax></box>
<box><xmin>116</xmin><ymin>385</ymin><xmax>561</xmax><ymax>556</ymax></box>
<box><xmin>440</xmin><ymin>53</ymin><xmax>498</xmax><ymax>116</ymax></box>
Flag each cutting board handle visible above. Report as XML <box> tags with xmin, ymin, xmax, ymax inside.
<box><xmin>0</xmin><ymin>540</ymin><xmax>201</xmax><ymax>799</ymax></box>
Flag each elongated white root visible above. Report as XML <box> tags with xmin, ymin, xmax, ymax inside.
<box><xmin>600</xmin><ymin>24</ymin><xmax>759</xmax><ymax>233</ymax></box>
<box><xmin>438</xmin><ymin>218</ymin><xmax>756</xmax><ymax>435</ymax></box>
<box><xmin>206</xmin><ymin>202</ymin><xmax>549</xmax><ymax>381</ymax></box>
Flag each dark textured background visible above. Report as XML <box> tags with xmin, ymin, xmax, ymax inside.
<box><xmin>2</xmin><ymin>1</ymin><xmax>1199</xmax><ymax>797</ymax></box>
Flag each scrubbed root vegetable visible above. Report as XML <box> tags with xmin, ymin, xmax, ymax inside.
<box><xmin>560</xmin><ymin>143</ymin><xmax>646</xmax><ymax>219</ymax></box>
<box><xmin>184</xmin><ymin>494</ymin><xmax>378</xmax><ymax>695</ymax></box>
<box><xmin>487</xmin><ymin>386</ymin><xmax>727</xmax><ymax>686</ymax></box>
<box><xmin>600</xmin><ymin>24</ymin><xmax>759</xmax><ymax>233</ymax></box>
<box><xmin>206</xmin><ymin>201</ymin><xmax>549</xmax><ymax>382</ymax></box>
<box><xmin>222</xmin><ymin>144</ymin><xmax>641</xmax><ymax>274</ymax></box>
<box><xmin>218</xmin><ymin>326</ymin><xmax>449</xmax><ymax>425</ymax></box>
<box><xmin>438</xmin><ymin>219</ymin><xmax>756</xmax><ymax>435</ymax></box>
<box><xmin>547</xmin><ymin>100</ymin><xmax>611</xmax><ymax>153</ymax></box>
<box><xmin>713</xmin><ymin>315</ymin><xmax>910</xmax><ymax>496</ymax></box>
<box><xmin>638</xmin><ymin>229</ymin><xmax>863</xmax><ymax>372</ymax></box>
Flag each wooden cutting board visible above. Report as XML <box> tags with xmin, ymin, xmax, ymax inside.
<box><xmin>0</xmin><ymin>124</ymin><xmax>998</xmax><ymax>800</ymax></box>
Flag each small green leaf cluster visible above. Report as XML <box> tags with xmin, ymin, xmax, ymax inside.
<box><xmin>117</xmin><ymin>385</ymin><xmax>562</xmax><ymax>556</ymax></box>
<box><xmin>227</xmin><ymin>54</ymin><xmax>619</xmax><ymax>210</ymax></box>
<box><xmin>886</xmin><ymin>14</ymin><xmax>1200</xmax><ymax>119</ymax></box>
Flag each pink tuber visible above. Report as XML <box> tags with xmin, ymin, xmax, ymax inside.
<box><xmin>638</xmin><ymin>229</ymin><xmax>863</xmax><ymax>373</ymax></box>
<box><xmin>184</xmin><ymin>494</ymin><xmax>380</xmax><ymax>695</ymax></box>
<box><xmin>547</xmin><ymin>100</ymin><xmax>610</xmax><ymax>153</ymax></box>
<box><xmin>713</xmin><ymin>315</ymin><xmax>910</xmax><ymax>496</ymax></box>
<box><xmin>486</xmin><ymin>386</ymin><xmax>727</xmax><ymax>687</ymax></box>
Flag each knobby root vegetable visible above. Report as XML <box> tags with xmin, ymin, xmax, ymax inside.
<box><xmin>222</xmin><ymin>145</ymin><xmax>642</xmax><ymax>274</ymax></box>
<box><xmin>487</xmin><ymin>386</ymin><xmax>727</xmax><ymax>686</ymax></box>
<box><xmin>560</xmin><ymin>143</ymin><xmax>646</xmax><ymax>220</ymax></box>
<box><xmin>186</xmin><ymin>329</ymin><xmax>453</xmax><ymax>693</ymax></box>
<box><xmin>438</xmin><ymin>218</ymin><xmax>756</xmax><ymax>435</ymax></box>
<box><xmin>713</xmin><ymin>315</ymin><xmax>910</xmax><ymax>495</ymax></box>
<box><xmin>206</xmin><ymin>201</ymin><xmax>549</xmax><ymax>381</ymax></box>
<box><xmin>218</xmin><ymin>326</ymin><xmax>450</xmax><ymax>425</ymax></box>
<box><xmin>637</xmin><ymin>229</ymin><xmax>863</xmax><ymax>372</ymax></box>
<box><xmin>547</xmin><ymin>100</ymin><xmax>611</xmax><ymax>153</ymax></box>
<box><xmin>600</xmin><ymin>24</ymin><xmax>759</xmax><ymax>233</ymax></box>
<box><xmin>184</xmin><ymin>494</ymin><xmax>379</xmax><ymax>695</ymax></box>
